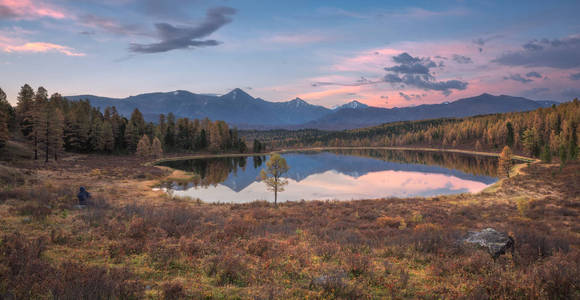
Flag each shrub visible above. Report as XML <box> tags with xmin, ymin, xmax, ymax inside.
<box><xmin>161</xmin><ymin>281</ymin><xmax>186</xmax><ymax>300</ymax></box>
<box><xmin>514</xmin><ymin>228</ymin><xmax>570</xmax><ymax>266</ymax></box>
<box><xmin>345</xmin><ymin>253</ymin><xmax>371</xmax><ymax>277</ymax></box>
<box><xmin>532</xmin><ymin>252</ymin><xmax>580</xmax><ymax>299</ymax></box>
<box><xmin>377</xmin><ymin>215</ymin><xmax>404</xmax><ymax>228</ymax></box>
<box><xmin>247</xmin><ymin>238</ymin><xmax>274</xmax><ymax>258</ymax></box>
<box><xmin>205</xmin><ymin>252</ymin><xmax>249</xmax><ymax>287</ymax></box>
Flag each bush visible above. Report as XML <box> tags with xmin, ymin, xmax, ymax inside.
<box><xmin>345</xmin><ymin>253</ymin><xmax>371</xmax><ymax>277</ymax></box>
<box><xmin>247</xmin><ymin>238</ymin><xmax>274</xmax><ymax>258</ymax></box>
<box><xmin>532</xmin><ymin>252</ymin><xmax>580</xmax><ymax>299</ymax></box>
<box><xmin>205</xmin><ymin>252</ymin><xmax>249</xmax><ymax>287</ymax></box>
<box><xmin>161</xmin><ymin>281</ymin><xmax>186</xmax><ymax>300</ymax></box>
<box><xmin>514</xmin><ymin>228</ymin><xmax>570</xmax><ymax>266</ymax></box>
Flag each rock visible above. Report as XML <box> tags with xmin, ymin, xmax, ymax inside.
<box><xmin>464</xmin><ymin>228</ymin><xmax>514</xmax><ymax>258</ymax></box>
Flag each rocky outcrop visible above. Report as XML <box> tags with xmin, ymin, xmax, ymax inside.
<box><xmin>464</xmin><ymin>228</ymin><xmax>514</xmax><ymax>258</ymax></box>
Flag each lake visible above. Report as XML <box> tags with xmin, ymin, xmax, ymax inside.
<box><xmin>157</xmin><ymin>149</ymin><xmax>502</xmax><ymax>203</ymax></box>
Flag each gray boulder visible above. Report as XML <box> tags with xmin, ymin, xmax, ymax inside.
<box><xmin>464</xmin><ymin>228</ymin><xmax>514</xmax><ymax>258</ymax></box>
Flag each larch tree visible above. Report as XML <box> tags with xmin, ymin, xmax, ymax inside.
<box><xmin>51</xmin><ymin>108</ymin><xmax>65</xmax><ymax>161</ymax></box>
<box><xmin>33</xmin><ymin>87</ymin><xmax>49</xmax><ymax>160</ymax></box>
<box><xmin>498</xmin><ymin>145</ymin><xmax>513</xmax><ymax>178</ymax></box>
<box><xmin>101</xmin><ymin>121</ymin><xmax>115</xmax><ymax>152</ymax></box>
<box><xmin>136</xmin><ymin>134</ymin><xmax>151</xmax><ymax>157</ymax></box>
<box><xmin>260</xmin><ymin>153</ymin><xmax>289</xmax><ymax>206</ymax></box>
<box><xmin>15</xmin><ymin>84</ymin><xmax>35</xmax><ymax>138</ymax></box>
<box><xmin>0</xmin><ymin>109</ymin><xmax>8</xmax><ymax>148</ymax></box>
<box><xmin>125</xmin><ymin>122</ymin><xmax>140</xmax><ymax>153</ymax></box>
<box><xmin>0</xmin><ymin>88</ymin><xmax>15</xmax><ymax>133</ymax></box>
<box><xmin>0</xmin><ymin>88</ymin><xmax>12</xmax><ymax>147</ymax></box>
<box><xmin>151</xmin><ymin>136</ymin><xmax>163</xmax><ymax>158</ymax></box>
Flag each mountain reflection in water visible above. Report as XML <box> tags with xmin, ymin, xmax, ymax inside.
<box><xmin>157</xmin><ymin>149</ymin><xmax>500</xmax><ymax>203</ymax></box>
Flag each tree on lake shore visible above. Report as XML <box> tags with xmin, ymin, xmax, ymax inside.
<box><xmin>260</xmin><ymin>154</ymin><xmax>289</xmax><ymax>206</ymax></box>
<box><xmin>498</xmin><ymin>145</ymin><xmax>513</xmax><ymax>178</ymax></box>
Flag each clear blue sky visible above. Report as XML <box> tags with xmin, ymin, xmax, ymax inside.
<box><xmin>1</xmin><ymin>0</ymin><xmax>579</xmax><ymax>108</ymax></box>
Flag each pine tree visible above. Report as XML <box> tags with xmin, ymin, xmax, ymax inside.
<box><xmin>102</xmin><ymin>121</ymin><xmax>115</xmax><ymax>152</ymax></box>
<box><xmin>51</xmin><ymin>108</ymin><xmax>65</xmax><ymax>161</ymax></box>
<box><xmin>0</xmin><ymin>109</ymin><xmax>8</xmax><ymax>148</ymax></box>
<box><xmin>16</xmin><ymin>84</ymin><xmax>35</xmax><ymax>137</ymax></box>
<box><xmin>498</xmin><ymin>146</ymin><xmax>512</xmax><ymax>178</ymax></box>
<box><xmin>0</xmin><ymin>88</ymin><xmax>15</xmax><ymax>133</ymax></box>
<box><xmin>125</xmin><ymin>122</ymin><xmax>139</xmax><ymax>153</ymax></box>
<box><xmin>130</xmin><ymin>108</ymin><xmax>146</xmax><ymax>135</ymax></box>
<box><xmin>33</xmin><ymin>87</ymin><xmax>49</xmax><ymax>160</ymax></box>
<box><xmin>136</xmin><ymin>134</ymin><xmax>151</xmax><ymax>157</ymax></box>
<box><xmin>151</xmin><ymin>136</ymin><xmax>163</xmax><ymax>158</ymax></box>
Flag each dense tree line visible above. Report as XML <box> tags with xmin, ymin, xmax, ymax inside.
<box><xmin>249</xmin><ymin>100</ymin><xmax>579</xmax><ymax>163</ymax></box>
<box><xmin>0</xmin><ymin>84</ymin><xmax>247</xmax><ymax>159</ymax></box>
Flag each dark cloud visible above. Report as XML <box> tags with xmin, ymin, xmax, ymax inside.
<box><xmin>503</xmin><ymin>74</ymin><xmax>533</xmax><ymax>84</ymax></box>
<box><xmin>383</xmin><ymin>74</ymin><xmax>403</xmax><ymax>83</ymax></box>
<box><xmin>399</xmin><ymin>92</ymin><xmax>411</xmax><ymax>101</ymax></box>
<box><xmin>385</xmin><ymin>52</ymin><xmax>436</xmax><ymax>75</ymax></box>
<box><xmin>525</xmin><ymin>71</ymin><xmax>542</xmax><ymax>78</ymax></box>
<box><xmin>383</xmin><ymin>52</ymin><xmax>468</xmax><ymax>95</ymax></box>
<box><xmin>452</xmin><ymin>54</ymin><xmax>472</xmax><ymax>64</ymax></box>
<box><xmin>0</xmin><ymin>5</ymin><xmax>17</xmax><ymax>18</ymax></box>
<box><xmin>129</xmin><ymin>7</ymin><xmax>236</xmax><ymax>54</ymax></box>
<box><xmin>79</xmin><ymin>30</ymin><xmax>96</xmax><ymax>35</ymax></box>
<box><xmin>493</xmin><ymin>36</ymin><xmax>580</xmax><ymax>69</ymax></box>
<box><xmin>570</xmin><ymin>72</ymin><xmax>580</xmax><ymax>80</ymax></box>
<box><xmin>381</xmin><ymin>95</ymin><xmax>389</xmax><ymax>99</ymax></box>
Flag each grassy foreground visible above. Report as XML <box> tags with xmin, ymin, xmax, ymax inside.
<box><xmin>0</xmin><ymin>146</ymin><xmax>579</xmax><ymax>299</ymax></box>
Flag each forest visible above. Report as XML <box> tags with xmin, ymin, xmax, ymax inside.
<box><xmin>243</xmin><ymin>99</ymin><xmax>580</xmax><ymax>163</ymax></box>
<box><xmin>0</xmin><ymin>84</ymin><xmax>248</xmax><ymax>161</ymax></box>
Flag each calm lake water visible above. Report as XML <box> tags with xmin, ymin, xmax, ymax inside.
<box><xmin>157</xmin><ymin>149</ymin><xmax>501</xmax><ymax>203</ymax></box>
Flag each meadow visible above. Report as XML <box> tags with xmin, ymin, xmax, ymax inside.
<box><xmin>0</xmin><ymin>141</ymin><xmax>578</xmax><ymax>299</ymax></box>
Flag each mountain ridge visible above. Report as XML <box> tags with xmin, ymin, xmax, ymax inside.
<box><xmin>67</xmin><ymin>89</ymin><xmax>559</xmax><ymax>130</ymax></box>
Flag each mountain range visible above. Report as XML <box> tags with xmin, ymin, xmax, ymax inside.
<box><xmin>67</xmin><ymin>89</ymin><xmax>559</xmax><ymax>130</ymax></box>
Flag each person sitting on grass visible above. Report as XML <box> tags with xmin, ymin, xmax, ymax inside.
<box><xmin>77</xmin><ymin>186</ymin><xmax>91</xmax><ymax>206</ymax></box>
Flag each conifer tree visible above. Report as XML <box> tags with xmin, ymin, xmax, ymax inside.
<box><xmin>0</xmin><ymin>109</ymin><xmax>8</xmax><ymax>148</ymax></box>
<box><xmin>136</xmin><ymin>134</ymin><xmax>151</xmax><ymax>157</ymax></box>
<box><xmin>151</xmin><ymin>136</ymin><xmax>163</xmax><ymax>158</ymax></box>
<box><xmin>125</xmin><ymin>122</ymin><xmax>139</xmax><ymax>153</ymax></box>
<box><xmin>51</xmin><ymin>108</ymin><xmax>65</xmax><ymax>161</ymax></box>
<box><xmin>498</xmin><ymin>146</ymin><xmax>512</xmax><ymax>178</ymax></box>
<box><xmin>32</xmin><ymin>87</ymin><xmax>49</xmax><ymax>160</ymax></box>
<box><xmin>102</xmin><ymin>121</ymin><xmax>115</xmax><ymax>152</ymax></box>
<box><xmin>0</xmin><ymin>88</ymin><xmax>15</xmax><ymax>133</ymax></box>
<box><xmin>16</xmin><ymin>84</ymin><xmax>35</xmax><ymax>137</ymax></box>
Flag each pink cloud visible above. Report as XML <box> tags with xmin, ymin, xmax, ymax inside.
<box><xmin>0</xmin><ymin>0</ymin><xmax>66</xmax><ymax>19</ymax></box>
<box><xmin>3</xmin><ymin>42</ymin><xmax>85</xmax><ymax>56</ymax></box>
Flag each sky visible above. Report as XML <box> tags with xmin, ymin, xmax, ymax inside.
<box><xmin>1</xmin><ymin>0</ymin><xmax>580</xmax><ymax>108</ymax></box>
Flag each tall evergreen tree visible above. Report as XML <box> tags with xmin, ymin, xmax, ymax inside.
<box><xmin>15</xmin><ymin>84</ymin><xmax>35</xmax><ymax>137</ymax></box>
<box><xmin>102</xmin><ymin>121</ymin><xmax>115</xmax><ymax>152</ymax></box>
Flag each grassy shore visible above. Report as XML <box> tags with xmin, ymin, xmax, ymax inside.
<box><xmin>0</xmin><ymin>146</ymin><xmax>578</xmax><ymax>299</ymax></box>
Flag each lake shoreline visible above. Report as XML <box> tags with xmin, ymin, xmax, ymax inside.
<box><xmin>149</xmin><ymin>146</ymin><xmax>537</xmax><ymax>166</ymax></box>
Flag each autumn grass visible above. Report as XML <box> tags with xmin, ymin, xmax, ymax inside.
<box><xmin>0</xmin><ymin>152</ymin><xmax>578</xmax><ymax>299</ymax></box>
